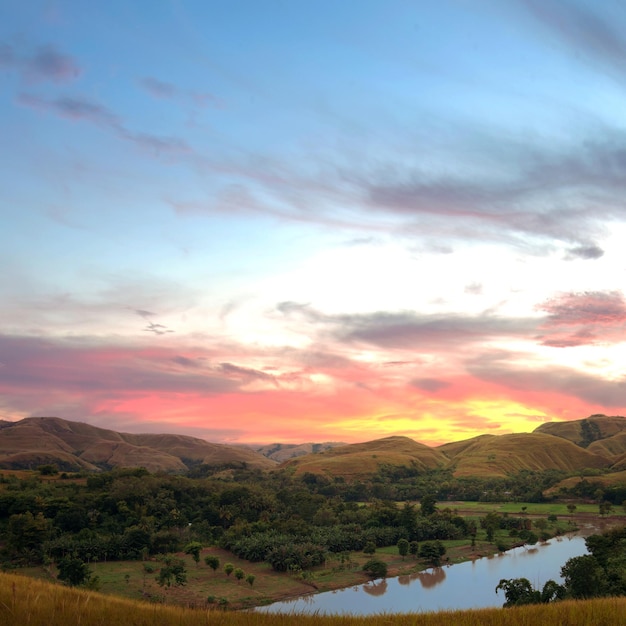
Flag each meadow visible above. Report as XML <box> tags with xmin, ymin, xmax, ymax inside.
<box><xmin>1</xmin><ymin>570</ymin><xmax>625</xmax><ymax>626</ymax></box>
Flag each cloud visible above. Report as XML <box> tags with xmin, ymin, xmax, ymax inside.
<box><xmin>0</xmin><ymin>42</ymin><xmax>81</xmax><ymax>83</ymax></box>
<box><xmin>410</xmin><ymin>378</ymin><xmax>450</xmax><ymax>393</ymax></box>
<box><xmin>0</xmin><ymin>43</ymin><xmax>14</xmax><ymax>68</ymax></box>
<box><xmin>139</xmin><ymin>76</ymin><xmax>177</xmax><ymax>99</ymax></box>
<box><xmin>18</xmin><ymin>93</ymin><xmax>191</xmax><ymax>157</ymax></box>
<box><xmin>218</xmin><ymin>362</ymin><xmax>278</xmax><ymax>385</ymax></box>
<box><xmin>18</xmin><ymin>93</ymin><xmax>121</xmax><ymax>127</ymax></box>
<box><xmin>536</xmin><ymin>291</ymin><xmax>626</xmax><ymax>347</ymax></box>
<box><xmin>0</xmin><ymin>335</ymin><xmax>238</xmax><ymax>396</ymax></box>
<box><xmin>468</xmin><ymin>349</ymin><xmax>626</xmax><ymax>408</ymax></box>
<box><xmin>139</xmin><ymin>75</ymin><xmax>223</xmax><ymax>108</ymax></box>
<box><xmin>25</xmin><ymin>44</ymin><xmax>81</xmax><ymax>83</ymax></box>
<box><xmin>539</xmin><ymin>291</ymin><xmax>626</xmax><ymax>326</ymax></box>
<box><xmin>565</xmin><ymin>245</ymin><xmax>604</xmax><ymax>260</ymax></box>
<box><xmin>520</xmin><ymin>0</ymin><xmax>626</xmax><ymax>80</ymax></box>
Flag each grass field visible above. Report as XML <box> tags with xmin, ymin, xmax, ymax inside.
<box><xmin>443</xmin><ymin>501</ymin><xmax>605</xmax><ymax>516</ymax></box>
<box><xmin>1</xmin><ymin>570</ymin><xmax>625</xmax><ymax>626</ymax></box>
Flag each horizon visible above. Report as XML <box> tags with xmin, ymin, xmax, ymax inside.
<box><xmin>3</xmin><ymin>2</ymin><xmax>626</xmax><ymax>446</ymax></box>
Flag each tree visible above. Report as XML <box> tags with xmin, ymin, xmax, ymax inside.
<box><xmin>156</xmin><ymin>556</ymin><xmax>187</xmax><ymax>588</ymax></box>
<box><xmin>363</xmin><ymin>558</ymin><xmax>387</xmax><ymax>579</ymax></box>
<box><xmin>496</xmin><ymin>577</ymin><xmax>539</xmax><ymax>607</ymax></box>
<box><xmin>495</xmin><ymin>578</ymin><xmax>564</xmax><ymax>607</ymax></box>
<box><xmin>224</xmin><ymin>562</ymin><xmax>234</xmax><ymax>577</ymax></box>
<box><xmin>363</xmin><ymin>541</ymin><xmax>376</xmax><ymax>555</ymax></box>
<box><xmin>246</xmin><ymin>573</ymin><xmax>256</xmax><ymax>587</ymax></box>
<box><xmin>560</xmin><ymin>555</ymin><xmax>608</xmax><ymax>599</ymax></box>
<box><xmin>409</xmin><ymin>541</ymin><xmax>419</xmax><ymax>558</ymax></box>
<box><xmin>57</xmin><ymin>556</ymin><xmax>92</xmax><ymax>587</ymax></box>
<box><xmin>397</xmin><ymin>538</ymin><xmax>409</xmax><ymax>560</ymax></box>
<box><xmin>184</xmin><ymin>541</ymin><xmax>202</xmax><ymax>567</ymax></box>
<box><xmin>419</xmin><ymin>541</ymin><xmax>446</xmax><ymax>566</ymax></box>
<box><xmin>204</xmin><ymin>554</ymin><xmax>220</xmax><ymax>574</ymax></box>
<box><xmin>7</xmin><ymin>511</ymin><xmax>51</xmax><ymax>562</ymax></box>
<box><xmin>566</xmin><ymin>503</ymin><xmax>577</xmax><ymax>516</ymax></box>
<box><xmin>481</xmin><ymin>512</ymin><xmax>501</xmax><ymax>543</ymax></box>
<box><xmin>420</xmin><ymin>494</ymin><xmax>437</xmax><ymax>517</ymax></box>
<box><xmin>234</xmin><ymin>567</ymin><xmax>245</xmax><ymax>583</ymax></box>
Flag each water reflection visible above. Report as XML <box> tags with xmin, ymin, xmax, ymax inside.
<box><xmin>258</xmin><ymin>534</ymin><xmax>589</xmax><ymax>616</ymax></box>
<box><xmin>416</xmin><ymin>567</ymin><xmax>446</xmax><ymax>589</ymax></box>
<box><xmin>363</xmin><ymin>580</ymin><xmax>387</xmax><ymax>596</ymax></box>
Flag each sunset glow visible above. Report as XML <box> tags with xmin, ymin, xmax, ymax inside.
<box><xmin>2</xmin><ymin>1</ymin><xmax>626</xmax><ymax>446</ymax></box>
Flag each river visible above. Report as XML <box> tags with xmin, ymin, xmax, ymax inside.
<box><xmin>258</xmin><ymin>533</ymin><xmax>589</xmax><ymax>615</ymax></box>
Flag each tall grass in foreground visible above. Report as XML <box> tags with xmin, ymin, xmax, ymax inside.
<box><xmin>1</xmin><ymin>571</ymin><xmax>625</xmax><ymax>626</ymax></box>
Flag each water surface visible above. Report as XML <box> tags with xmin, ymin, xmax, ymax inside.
<box><xmin>258</xmin><ymin>534</ymin><xmax>587</xmax><ymax>615</ymax></box>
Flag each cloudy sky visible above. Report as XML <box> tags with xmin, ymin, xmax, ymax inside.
<box><xmin>2</xmin><ymin>0</ymin><xmax>626</xmax><ymax>446</ymax></box>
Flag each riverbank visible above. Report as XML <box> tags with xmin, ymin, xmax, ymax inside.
<box><xmin>14</xmin><ymin>511</ymin><xmax>626</xmax><ymax>610</ymax></box>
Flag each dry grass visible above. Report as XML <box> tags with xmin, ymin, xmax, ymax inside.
<box><xmin>0</xmin><ymin>417</ymin><xmax>275</xmax><ymax>473</ymax></box>
<box><xmin>447</xmin><ymin>433</ymin><xmax>609</xmax><ymax>477</ymax></box>
<box><xmin>1</xmin><ymin>571</ymin><xmax>625</xmax><ymax>626</ymax></box>
<box><xmin>283</xmin><ymin>436</ymin><xmax>447</xmax><ymax>479</ymax></box>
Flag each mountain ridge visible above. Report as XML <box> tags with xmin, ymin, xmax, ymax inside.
<box><xmin>0</xmin><ymin>414</ymin><xmax>624</xmax><ymax>477</ymax></box>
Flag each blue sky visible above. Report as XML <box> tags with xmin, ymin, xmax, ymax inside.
<box><xmin>2</xmin><ymin>0</ymin><xmax>626</xmax><ymax>445</ymax></box>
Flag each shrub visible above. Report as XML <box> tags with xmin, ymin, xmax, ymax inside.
<box><xmin>363</xmin><ymin>558</ymin><xmax>387</xmax><ymax>579</ymax></box>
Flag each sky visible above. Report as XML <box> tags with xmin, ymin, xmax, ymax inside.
<box><xmin>2</xmin><ymin>0</ymin><xmax>626</xmax><ymax>447</ymax></box>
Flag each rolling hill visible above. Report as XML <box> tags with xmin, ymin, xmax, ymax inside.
<box><xmin>254</xmin><ymin>441</ymin><xmax>346</xmax><ymax>462</ymax></box>
<box><xmin>281</xmin><ymin>435</ymin><xmax>448</xmax><ymax>479</ymax></box>
<box><xmin>534</xmin><ymin>414</ymin><xmax>626</xmax><ymax>447</ymax></box>
<box><xmin>0</xmin><ymin>414</ymin><xmax>625</xmax><ymax>479</ymax></box>
<box><xmin>438</xmin><ymin>432</ymin><xmax>610</xmax><ymax>478</ymax></box>
<box><xmin>0</xmin><ymin>417</ymin><xmax>276</xmax><ymax>473</ymax></box>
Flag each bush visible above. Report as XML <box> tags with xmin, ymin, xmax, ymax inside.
<box><xmin>363</xmin><ymin>558</ymin><xmax>387</xmax><ymax>579</ymax></box>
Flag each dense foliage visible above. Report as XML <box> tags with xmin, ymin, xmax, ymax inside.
<box><xmin>0</xmin><ymin>464</ymin><xmax>621</xmax><ymax>575</ymax></box>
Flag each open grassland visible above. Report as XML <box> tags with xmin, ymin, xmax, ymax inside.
<box><xmin>444</xmin><ymin>501</ymin><xmax>611</xmax><ymax>516</ymax></box>
<box><xmin>1</xmin><ymin>571</ymin><xmax>625</xmax><ymax>626</ymax></box>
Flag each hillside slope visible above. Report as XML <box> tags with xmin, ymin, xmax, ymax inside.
<box><xmin>282</xmin><ymin>435</ymin><xmax>448</xmax><ymax>479</ymax></box>
<box><xmin>534</xmin><ymin>414</ymin><xmax>626</xmax><ymax>448</ymax></box>
<box><xmin>0</xmin><ymin>417</ymin><xmax>276</xmax><ymax>473</ymax></box>
<box><xmin>255</xmin><ymin>441</ymin><xmax>346</xmax><ymax>462</ymax></box>
<box><xmin>446</xmin><ymin>432</ymin><xmax>610</xmax><ymax>478</ymax></box>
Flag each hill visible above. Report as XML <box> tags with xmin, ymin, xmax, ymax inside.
<box><xmin>282</xmin><ymin>435</ymin><xmax>448</xmax><ymax>479</ymax></box>
<box><xmin>440</xmin><ymin>432</ymin><xmax>610</xmax><ymax>478</ymax></box>
<box><xmin>534</xmin><ymin>414</ymin><xmax>626</xmax><ymax>448</ymax></box>
<box><xmin>0</xmin><ymin>417</ymin><xmax>276</xmax><ymax>473</ymax></box>
<box><xmin>545</xmin><ymin>469</ymin><xmax>626</xmax><ymax>496</ymax></box>
<box><xmin>254</xmin><ymin>441</ymin><xmax>346</xmax><ymax>462</ymax></box>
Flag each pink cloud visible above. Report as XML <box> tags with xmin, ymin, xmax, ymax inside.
<box><xmin>537</xmin><ymin>291</ymin><xmax>626</xmax><ymax>347</ymax></box>
<box><xmin>0</xmin><ymin>42</ymin><xmax>81</xmax><ymax>83</ymax></box>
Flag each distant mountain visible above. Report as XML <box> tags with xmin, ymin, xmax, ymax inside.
<box><xmin>0</xmin><ymin>417</ymin><xmax>276</xmax><ymax>473</ymax></box>
<box><xmin>253</xmin><ymin>442</ymin><xmax>346</xmax><ymax>462</ymax></box>
<box><xmin>281</xmin><ymin>435</ymin><xmax>448</xmax><ymax>479</ymax></box>
<box><xmin>0</xmin><ymin>414</ymin><xmax>625</xmax><ymax>479</ymax></box>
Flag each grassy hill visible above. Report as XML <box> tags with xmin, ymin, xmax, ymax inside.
<box><xmin>0</xmin><ymin>417</ymin><xmax>276</xmax><ymax>473</ymax></box>
<box><xmin>534</xmin><ymin>414</ymin><xmax>626</xmax><ymax>447</ymax></box>
<box><xmin>254</xmin><ymin>441</ymin><xmax>346</xmax><ymax>462</ymax></box>
<box><xmin>545</xmin><ymin>469</ymin><xmax>626</xmax><ymax>496</ymax></box>
<box><xmin>282</xmin><ymin>435</ymin><xmax>448</xmax><ymax>479</ymax></box>
<box><xmin>1</xmin><ymin>414</ymin><xmax>625</xmax><ymax>480</ymax></box>
<box><xmin>441</xmin><ymin>433</ymin><xmax>610</xmax><ymax>478</ymax></box>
